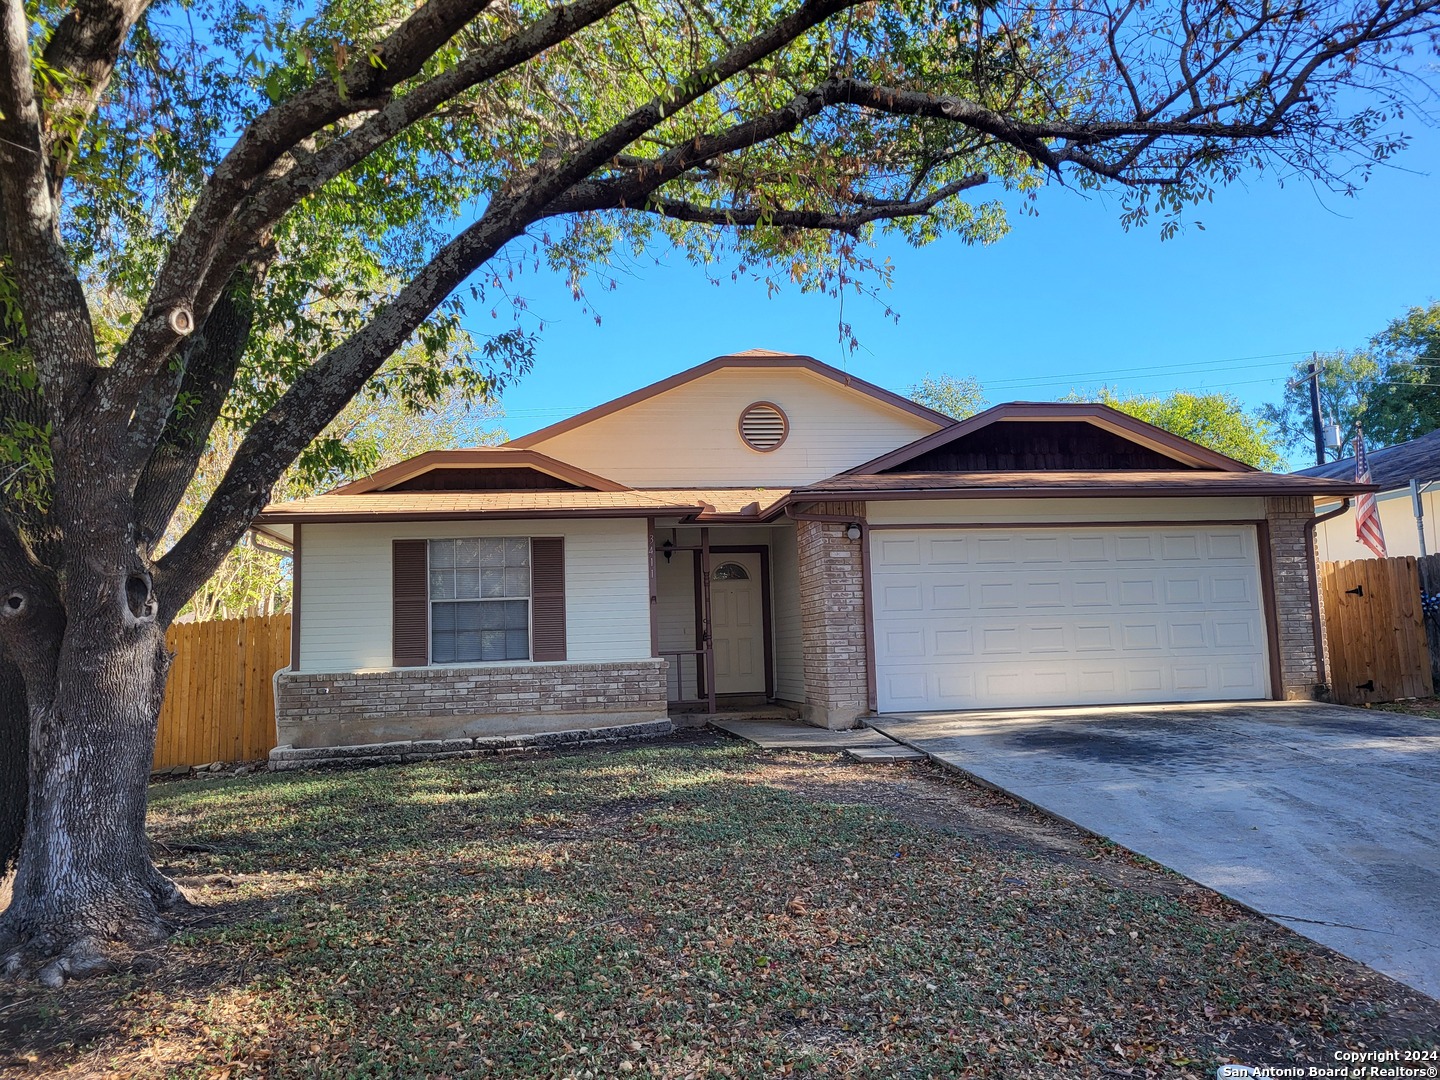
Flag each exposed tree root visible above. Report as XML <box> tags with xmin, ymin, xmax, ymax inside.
<box><xmin>0</xmin><ymin>867</ymin><xmax>193</xmax><ymax>986</ymax></box>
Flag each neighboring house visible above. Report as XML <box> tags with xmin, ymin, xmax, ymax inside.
<box><xmin>254</xmin><ymin>349</ymin><xmax>1367</xmax><ymax>754</ymax></box>
<box><xmin>1294</xmin><ymin>428</ymin><xmax>1440</xmax><ymax>561</ymax></box>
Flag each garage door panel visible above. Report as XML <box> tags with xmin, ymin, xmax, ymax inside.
<box><xmin>872</xmin><ymin>525</ymin><xmax>1269</xmax><ymax>711</ymax></box>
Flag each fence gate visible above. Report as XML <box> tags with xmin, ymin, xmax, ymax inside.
<box><xmin>1318</xmin><ymin>558</ymin><xmax>1433</xmax><ymax>706</ymax></box>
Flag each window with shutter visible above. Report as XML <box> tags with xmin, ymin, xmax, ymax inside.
<box><xmin>392</xmin><ymin>539</ymin><xmax>429</xmax><ymax>666</ymax></box>
<box><xmin>530</xmin><ymin>537</ymin><xmax>567</xmax><ymax>661</ymax></box>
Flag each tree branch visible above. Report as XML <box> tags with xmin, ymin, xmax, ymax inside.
<box><xmin>99</xmin><ymin>0</ymin><xmax>501</xmax><ymax>437</ymax></box>
<box><xmin>132</xmin><ymin>264</ymin><xmax>266</xmax><ymax>548</ymax></box>
<box><xmin>0</xmin><ymin>0</ymin><xmax>99</xmax><ymax>424</ymax></box>
<box><xmin>40</xmin><ymin>0</ymin><xmax>152</xmax><ymax>197</ymax></box>
<box><xmin>633</xmin><ymin>175</ymin><xmax>990</xmax><ymax>234</ymax></box>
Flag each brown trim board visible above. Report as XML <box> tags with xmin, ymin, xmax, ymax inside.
<box><xmin>647</xmin><ymin>518</ymin><xmax>659</xmax><ymax>660</ymax></box>
<box><xmin>860</xmin><ymin>523</ymin><xmax>877</xmax><ymax>714</ymax></box>
<box><xmin>1255</xmin><ymin>521</ymin><xmax>1285</xmax><ymax>701</ymax></box>
<box><xmin>289</xmin><ymin>524</ymin><xmax>302</xmax><ymax>671</ymax></box>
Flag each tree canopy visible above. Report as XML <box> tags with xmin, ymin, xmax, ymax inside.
<box><xmin>1260</xmin><ymin>300</ymin><xmax>1440</xmax><ymax>460</ymax></box>
<box><xmin>910</xmin><ymin>374</ymin><xmax>987</xmax><ymax>420</ymax></box>
<box><xmin>1</xmin><ymin>0</ymin><xmax>1438</xmax><ymax>982</ymax></box>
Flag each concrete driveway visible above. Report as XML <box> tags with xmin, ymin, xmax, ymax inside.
<box><xmin>869</xmin><ymin>702</ymin><xmax>1440</xmax><ymax>1000</ymax></box>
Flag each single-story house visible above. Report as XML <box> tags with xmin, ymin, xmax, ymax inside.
<box><xmin>1293</xmin><ymin>428</ymin><xmax>1440</xmax><ymax>560</ymax></box>
<box><xmin>254</xmin><ymin>349</ymin><xmax>1370</xmax><ymax>756</ymax></box>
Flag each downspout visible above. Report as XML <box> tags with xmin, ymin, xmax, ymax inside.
<box><xmin>1305</xmin><ymin>498</ymin><xmax>1351</xmax><ymax>689</ymax></box>
<box><xmin>248</xmin><ymin>528</ymin><xmax>294</xmax><ymax>557</ymax></box>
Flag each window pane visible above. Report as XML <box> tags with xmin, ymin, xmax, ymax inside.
<box><xmin>505</xmin><ymin>630</ymin><xmax>529</xmax><ymax>659</ymax></box>
<box><xmin>478</xmin><ymin>538</ymin><xmax>505</xmax><ymax>566</ymax></box>
<box><xmin>455</xmin><ymin>602</ymin><xmax>483</xmax><ymax>631</ymax></box>
<box><xmin>431</xmin><ymin>629</ymin><xmax>456</xmax><ymax>664</ymax></box>
<box><xmin>434</xmin><ymin>569</ymin><xmax>458</xmax><ymax>600</ymax></box>
<box><xmin>481</xmin><ymin>568</ymin><xmax>505</xmax><ymax>598</ymax></box>
<box><xmin>502</xmin><ymin>599</ymin><xmax>529</xmax><ymax>631</ymax></box>
<box><xmin>454</xmin><ymin>567</ymin><xmax>480</xmax><ymax>598</ymax></box>
<box><xmin>476</xmin><ymin>602</ymin><xmax>503</xmax><ymax>630</ymax></box>
<box><xmin>431</xmin><ymin>603</ymin><xmax>457</xmax><ymax>632</ymax></box>
<box><xmin>505</xmin><ymin>538</ymin><xmax>530</xmax><ymax>567</ymax></box>
<box><xmin>455</xmin><ymin>539</ymin><xmax>480</xmax><ymax>567</ymax></box>
<box><xmin>503</xmin><ymin>567</ymin><xmax>531</xmax><ymax>597</ymax></box>
<box><xmin>479</xmin><ymin>631</ymin><xmax>507</xmax><ymax>661</ymax></box>
<box><xmin>430</xmin><ymin>540</ymin><xmax>456</xmax><ymax>568</ymax></box>
<box><xmin>456</xmin><ymin>630</ymin><xmax>482</xmax><ymax>661</ymax></box>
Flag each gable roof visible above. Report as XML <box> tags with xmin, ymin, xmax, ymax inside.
<box><xmin>329</xmin><ymin>448</ymin><xmax>627</xmax><ymax>495</ymax></box>
<box><xmin>1293</xmin><ymin>427</ymin><xmax>1440</xmax><ymax>491</ymax></box>
<box><xmin>842</xmin><ymin>401</ymin><xmax>1258</xmax><ymax>475</ymax></box>
<box><xmin>505</xmin><ymin>350</ymin><xmax>953</xmax><ymax>448</ymax></box>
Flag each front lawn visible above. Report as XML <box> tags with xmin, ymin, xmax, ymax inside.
<box><xmin>3</xmin><ymin>734</ymin><xmax>1436</xmax><ymax>1077</ymax></box>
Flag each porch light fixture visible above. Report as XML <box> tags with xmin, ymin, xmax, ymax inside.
<box><xmin>845</xmin><ymin>523</ymin><xmax>862</xmax><ymax>541</ymax></box>
<box><xmin>662</xmin><ymin>539</ymin><xmax>675</xmax><ymax>563</ymax></box>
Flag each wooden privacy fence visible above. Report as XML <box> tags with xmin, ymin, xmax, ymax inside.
<box><xmin>153</xmin><ymin>614</ymin><xmax>291</xmax><ymax>769</ymax></box>
<box><xmin>1318</xmin><ymin>558</ymin><xmax>1432</xmax><ymax>706</ymax></box>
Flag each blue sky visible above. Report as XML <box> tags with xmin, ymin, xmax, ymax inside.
<box><xmin>488</xmin><ymin>124</ymin><xmax>1440</xmax><ymax>469</ymax></box>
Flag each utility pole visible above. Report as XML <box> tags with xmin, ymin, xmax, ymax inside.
<box><xmin>1308</xmin><ymin>354</ymin><xmax>1325</xmax><ymax>465</ymax></box>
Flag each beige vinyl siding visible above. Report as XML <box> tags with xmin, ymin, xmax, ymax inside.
<box><xmin>655</xmin><ymin>550</ymin><xmax>699</xmax><ymax>700</ymax></box>
<box><xmin>297</xmin><ymin>518</ymin><xmax>650</xmax><ymax>673</ymax></box>
<box><xmin>865</xmin><ymin>496</ymin><xmax>1268</xmax><ymax>527</ymax></box>
<box><xmin>1314</xmin><ymin>487</ymin><xmax>1440</xmax><ymax>560</ymax></box>
<box><xmin>527</xmin><ymin>367</ymin><xmax>940</xmax><ymax>487</ymax></box>
<box><xmin>770</xmin><ymin>526</ymin><xmax>804</xmax><ymax>703</ymax></box>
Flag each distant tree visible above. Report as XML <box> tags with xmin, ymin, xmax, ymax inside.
<box><xmin>911</xmin><ymin>374</ymin><xmax>987</xmax><ymax>420</ymax></box>
<box><xmin>1258</xmin><ymin>300</ymin><xmax>1440</xmax><ymax>461</ymax></box>
<box><xmin>1075</xmin><ymin>389</ymin><xmax>1287</xmax><ymax>471</ymax></box>
<box><xmin>1258</xmin><ymin>351</ymin><xmax>1382</xmax><ymax>462</ymax></box>
<box><xmin>1359</xmin><ymin>302</ymin><xmax>1440</xmax><ymax>447</ymax></box>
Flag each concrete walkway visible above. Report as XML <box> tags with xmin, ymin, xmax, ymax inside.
<box><xmin>869</xmin><ymin>702</ymin><xmax>1440</xmax><ymax>1000</ymax></box>
<box><xmin>710</xmin><ymin>718</ymin><xmax>923</xmax><ymax>758</ymax></box>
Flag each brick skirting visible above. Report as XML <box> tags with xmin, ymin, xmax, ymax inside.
<box><xmin>275</xmin><ymin>659</ymin><xmax>669</xmax><ymax>748</ymax></box>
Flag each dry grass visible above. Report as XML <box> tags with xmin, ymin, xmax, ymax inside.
<box><xmin>2</xmin><ymin>733</ymin><xmax>1436</xmax><ymax>1078</ymax></box>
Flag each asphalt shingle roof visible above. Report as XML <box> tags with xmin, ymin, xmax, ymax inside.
<box><xmin>1292</xmin><ymin>428</ymin><xmax>1440</xmax><ymax>491</ymax></box>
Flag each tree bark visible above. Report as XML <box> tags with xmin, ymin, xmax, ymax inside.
<box><xmin>0</xmin><ymin>645</ymin><xmax>26</xmax><ymax>875</ymax></box>
<box><xmin>0</xmin><ymin>533</ymin><xmax>183</xmax><ymax>985</ymax></box>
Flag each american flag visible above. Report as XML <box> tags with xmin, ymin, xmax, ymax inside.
<box><xmin>1354</xmin><ymin>429</ymin><xmax>1386</xmax><ymax>558</ymax></box>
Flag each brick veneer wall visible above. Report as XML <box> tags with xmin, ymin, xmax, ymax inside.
<box><xmin>1265</xmin><ymin>495</ymin><xmax>1323</xmax><ymax>699</ymax></box>
<box><xmin>275</xmin><ymin>659</ymin><xmax>669</xmax><ymax>749</ymax></box>
<box><xmin>797</xmin><ymin>503</ymin><xmax>868</xmax><ymax>730</ymax></box>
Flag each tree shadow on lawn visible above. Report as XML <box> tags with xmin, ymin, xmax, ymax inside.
<box><xmin>1</xmin><ymin>735</ymin><xmax>1436</xmax><ymax>1078</ymax></box>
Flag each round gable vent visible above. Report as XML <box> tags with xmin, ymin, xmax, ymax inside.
<box><xmin>739</xmin><ymin>401</ymin><xmax>789</xmax><ymax>452</ymax></box>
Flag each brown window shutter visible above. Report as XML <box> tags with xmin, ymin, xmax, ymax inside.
<box><xmin>392</xmin><ymin>539</ymin><xmax>429</xmax><ymax>667</ymax></box>
<box><xmin>530</xmin><ymin>537</ymin><xmax>566</xmax><ymax>661</ymax></box>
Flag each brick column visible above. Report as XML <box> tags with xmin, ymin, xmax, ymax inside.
<box><xmin>1265</xmin><ymin>495</ymin><xmax>1322</xmax><ymax>699</ymax></box>
<box><xmin>797</xmin><ymin>506</ymin><xmax>868</xmax><ymax>729</ymax></box>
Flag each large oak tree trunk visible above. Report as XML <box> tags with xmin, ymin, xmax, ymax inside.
<box><xmin>0</xmin><ymin>647</ymin><xmax>26</xmax><ymax>874</ymax></box>
<box><xmin>0</xmin><ymin>566</ymin><xmax>185</xmax><ymax>986</ymax></box>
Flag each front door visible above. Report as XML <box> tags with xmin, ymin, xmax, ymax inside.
<box><xmin>710</xmin><ymin>553</ymin><xmax>766</xmax><ymax>695</ymax></box>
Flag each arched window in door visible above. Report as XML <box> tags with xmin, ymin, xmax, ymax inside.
<box><xmin>712</xmin><ymin>562</ymin><xmax>750</xmax><ymax>581</ymax></box>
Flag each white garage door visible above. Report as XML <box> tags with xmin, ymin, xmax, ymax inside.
<box><xmin>870</xmin><ymin>525</ymin><xmax>1270</xmax><ymax>712</ymax></box>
